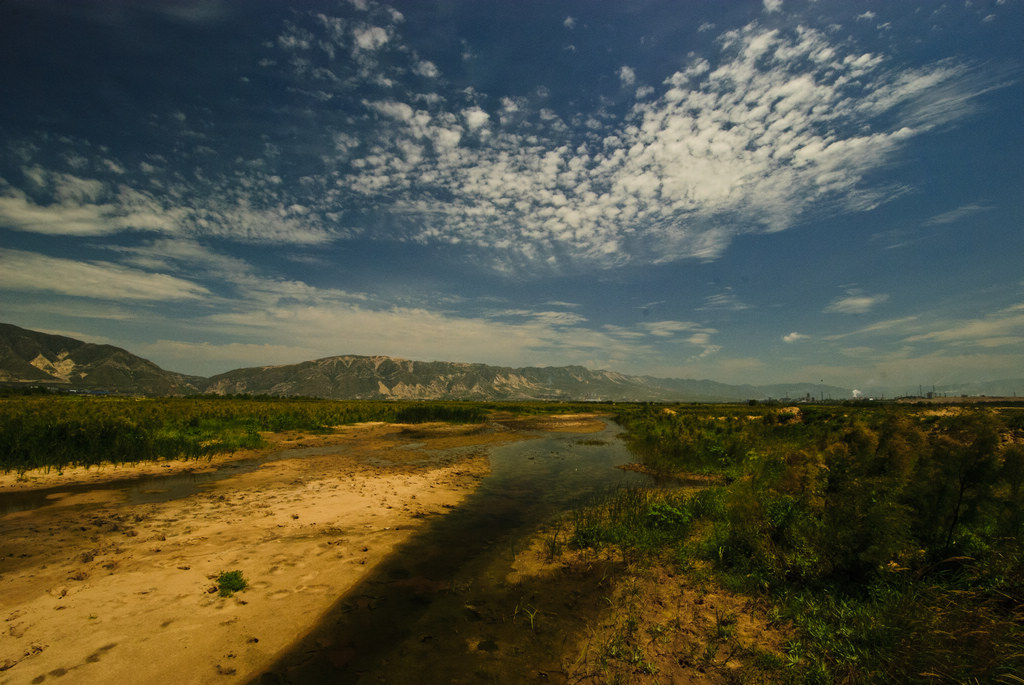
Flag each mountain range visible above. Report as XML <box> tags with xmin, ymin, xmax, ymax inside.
<box><xmin>2</xmin><ymin>322</ymin><xmax>1019</xmax><ymax>402</ymax></box>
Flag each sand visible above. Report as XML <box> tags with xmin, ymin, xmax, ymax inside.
<box><xmin>0</xmin><ymin>421</ymin><xmax>532</xmax><ymax>685</ymax></box>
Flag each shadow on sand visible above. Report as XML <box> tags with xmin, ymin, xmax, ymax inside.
<box><xmin>254</xmin><ymin>423</ymin><xmax>653</xmax><ymax>684</ymax></box>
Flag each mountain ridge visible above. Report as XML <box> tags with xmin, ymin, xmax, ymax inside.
<box><xmin>2</xmin><ymin>322</ymin><xmax>1019</xmax><ymax>401</ymax></box>
<box><xmin>0</xmin><ymin>323</ymin><xmax>205</xmax><ymax>395</ymax></box>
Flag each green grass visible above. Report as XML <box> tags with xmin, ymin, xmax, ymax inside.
<box><xmin>216</xmin><ymin>570</ymin><xmax>248</xmax><ymax>597</ymax></box>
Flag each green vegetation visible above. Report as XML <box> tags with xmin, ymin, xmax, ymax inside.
<box><xmin>216</xmin><ymin>570</ymin><xmax>248</xmax><ymax>597</ymax></box>
<box><xmin>393</xmin><ymin>403</ymin><xmax>487</xmax><ymax>424</ymax></box>
<box><xmin>570</xmin><ymin>403</ymin><xmax>1024</xmax><ymax>683</ymax></box>
<box><xmin>0</xmin><ymin>395</ymin><xmax>604</xmax><ymax>474</ymax></box>
<box><xmin>0</xmin><ymin>396</ymin><xmax>393</xmax><ymax>473</ymax></box>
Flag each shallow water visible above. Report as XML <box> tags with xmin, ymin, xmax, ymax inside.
<box><xmin>258</xmin><ymin>420</ymin><xmax>656</xmax><ymax>684</ymax></box>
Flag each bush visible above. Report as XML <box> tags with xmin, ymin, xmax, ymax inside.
<box><xmin>581</xmin><ymin>403</ymin><xmax>1024</xmax><ymax>682</ymax></box>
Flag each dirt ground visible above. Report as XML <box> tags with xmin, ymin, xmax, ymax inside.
<box><xmin>0</xmin><ymin>421</ymin><xmax>532</xmax><ymax>685</ymax></box>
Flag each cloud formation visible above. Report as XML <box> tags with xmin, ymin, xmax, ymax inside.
<box><xmin>904</xmin><ymin>306</ymin><xmax>1024</xmax><ymax>348</ymax></box>
<box><xmin>0</xmin><ymin>180</ymin><xmax>180</xmax><ymax>236</ymax></box>
<box><xmin>923</xmin><ymin>203</ymin><xmax>994</xmax><ymax>226</ymax></box>
<box><xmin>1</xmin><ymin>4</ymin><xmax>1000</xmax><ymax>275</ymax></box>
<box><xmin>825</xmin><ymin>290</ymin><xmax>890</xmax><ymax>314</ymax></box>
<box><xmin>267</xmin><ymin>13</ymin><xmax>994</xmax><ymax>272</ymax></box>
<box><xmin>0</xmin><ymin>249</ymin><xmax>210</xmax><ymax>301</ymax></box>
<box><xmin>0</xmin><ymin>160</ymin><xmax>333</xmax><ymax>245</ymax></box>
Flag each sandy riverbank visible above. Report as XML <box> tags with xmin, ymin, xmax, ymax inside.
<box><xmin>0</xmin><ymin>419</ymin><xmax>547</xmax><ymax>684</ymax></box>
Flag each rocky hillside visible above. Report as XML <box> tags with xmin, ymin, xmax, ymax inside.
<box><xmin>204</xmin><ymin>356</ymin><xmax>656</xmax><ymax>400</ymax></box>
<box><xmin>0</xmin><ymin>323</ymin><xmax>204</xmax><ymax>395</ymax></box>
<box><xmin>202</xmin><ymin>355</ymin><xmax>851</xmax><ymax>402</ymax></box>
<box><xmin>0</xmin><ymin>322</ymin><xmax>860</xmax><ymax>401</ymax></box>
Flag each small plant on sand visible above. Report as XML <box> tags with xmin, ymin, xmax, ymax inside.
<box><xmin>216</xmin><ymin>570</ymin><xmax>248</xmax><ymax>597</ymax></box>
<box><xmin>513</xmin><ymin>601</ymin><xmax>541</xmax><ymax>631</ymax></box>
<box><xmin>544</xmin><ymin>528</ymin><xmax>564</xmax><ymax>560</ymax></box>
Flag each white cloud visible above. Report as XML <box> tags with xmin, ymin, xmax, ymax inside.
<box><xmin>922</xmin><ymin>203</ymin><xmax>993</xmax><ymax>226</ymax></box>
<box><xmin>824</xmin><ymin>316</ymin><xmax>919</xmax><ymax>340</ymax></box>
<box><xmin>0</xmin><ymin>249</ymin><xmax>210</xmax><ymax>301</ymax></box>
<box><xmin>10</xmin><ymin>8</ymin><xmax>1001</xmax><ymax>282</ymax></box>
<box><xmin>763</xmin><ymin>0</ymin><xmax>783</xmax><ymax>13</ymax></box>
<box><xmin>0</xmin><ymin>184</ymin><xmax>181</xmax><ymax>236</ymax></box>
<box><xmin>783</xmin><ymin>332</ymin><xmax>809</xmax><ymax>343</ymax></box>
<box><xmin>1</xmin><ymin>161</ymin><xmax>333</xmax><ymax>246</ymax></box>
<box><xmin>690</xmin><ymin>344</ymin><xmax>722</xmax><ymax>361</ymax></box>
<box><xmin>563</xmin><ymin>16</ymin><xmax>576</xmax><ymax>29</ymax></box>
<box><xmin>639</xmin><ymin>321</ymin><xmax>719</xmax><ymax>350</ymax></box>
<box><xmin>825</xmin><ymin>290</ymin><xmax>889</xmax><ymax>314</ymax></box>
<box><xmin>700</xmin><ymin>290</ymin><xmax>749</xmax><ymax>311</ymax></box>
<box><xmin>352</xmin><ymin>25</ymin><xmax>389</xmax><ymax>51</ymax></box>
<box><xmin>904</xmin><ymin>308</ymin><xmax>1024</xmax><ymax>348</ymax></box>
<box><xmin>413</xmin><ymin>60</ymin><xmax>439</xmax><ymax>78</ymax></box>
<box><xmin>462</xmin><ymin>107</ymin><xmax>490</xmax><ymax>130</ymax></box>
<box><xmin>188</xmin><ymin>200</ymin><xmax>334</xmax><ymax>245</ymax></box>
<box><xmin>314</xmin><ymin>19</ymin><xmax>994</xmax><ymax>272</ymax></box>
<box><xmin>499</xmin><ymin>309</ymin><xmax>588</xmax><ymax>327</ymax></box>
<box><xmin>366</xmin><ymin>99</ymin><xmax>415</xmax><ymax>121</ymax></box>
<box><xmin>114</xmin><ymin>238</ymin><xmax>253</xmax><ymax>279</ymax></box>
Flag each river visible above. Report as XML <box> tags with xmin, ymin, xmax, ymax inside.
<box><xmin>256</xmin><ymin>419</ymin><xmax>655</xmax><ymax>683</ymax></box>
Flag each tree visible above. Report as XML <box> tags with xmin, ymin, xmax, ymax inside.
<box><xmin>912</xmin><ymin>413</ymin><xmax>1001</xmax><ymax>555</ymax></box>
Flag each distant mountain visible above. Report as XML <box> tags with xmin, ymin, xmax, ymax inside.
<box><xmin>201</xmin><ymin>355</ymin><xmax>851</xmax><ymax>402</ymax></box>
<box><xmin>208</xmin><ymin>355</ymin><xmax>665</xmax><ymax>401</ymax></box>
<box><xmin>0</xmin><ymin>323</ymin><xmax>204</xmax><ymax>395</ymax></box>
<box><xmin>5</xmin><ymin>321</ymin><xmax>1016</xmax><ymax>402</ymax></box>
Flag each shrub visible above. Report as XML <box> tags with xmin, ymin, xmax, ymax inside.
<box><xmin>216</xmin><ymin>570</ymin><xmax>247</xmax><ymax>597</ymax></box>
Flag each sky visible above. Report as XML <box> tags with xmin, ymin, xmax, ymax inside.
<box><xmin>1</xmin><ymin>0</ymin><xmax>1021</xmax><ymax>394</ymax></box>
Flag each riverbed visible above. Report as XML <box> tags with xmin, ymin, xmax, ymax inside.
<box><xmin>0</xmin><ymin>415</ymin><xmax>651</xmax><ymax>684</ymax></box>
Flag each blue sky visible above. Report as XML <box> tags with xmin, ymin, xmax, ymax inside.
<box><xmin>1</xmin><ymin>0</ymin><xmax>1021</xmax><ymax>393</ymax></box>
